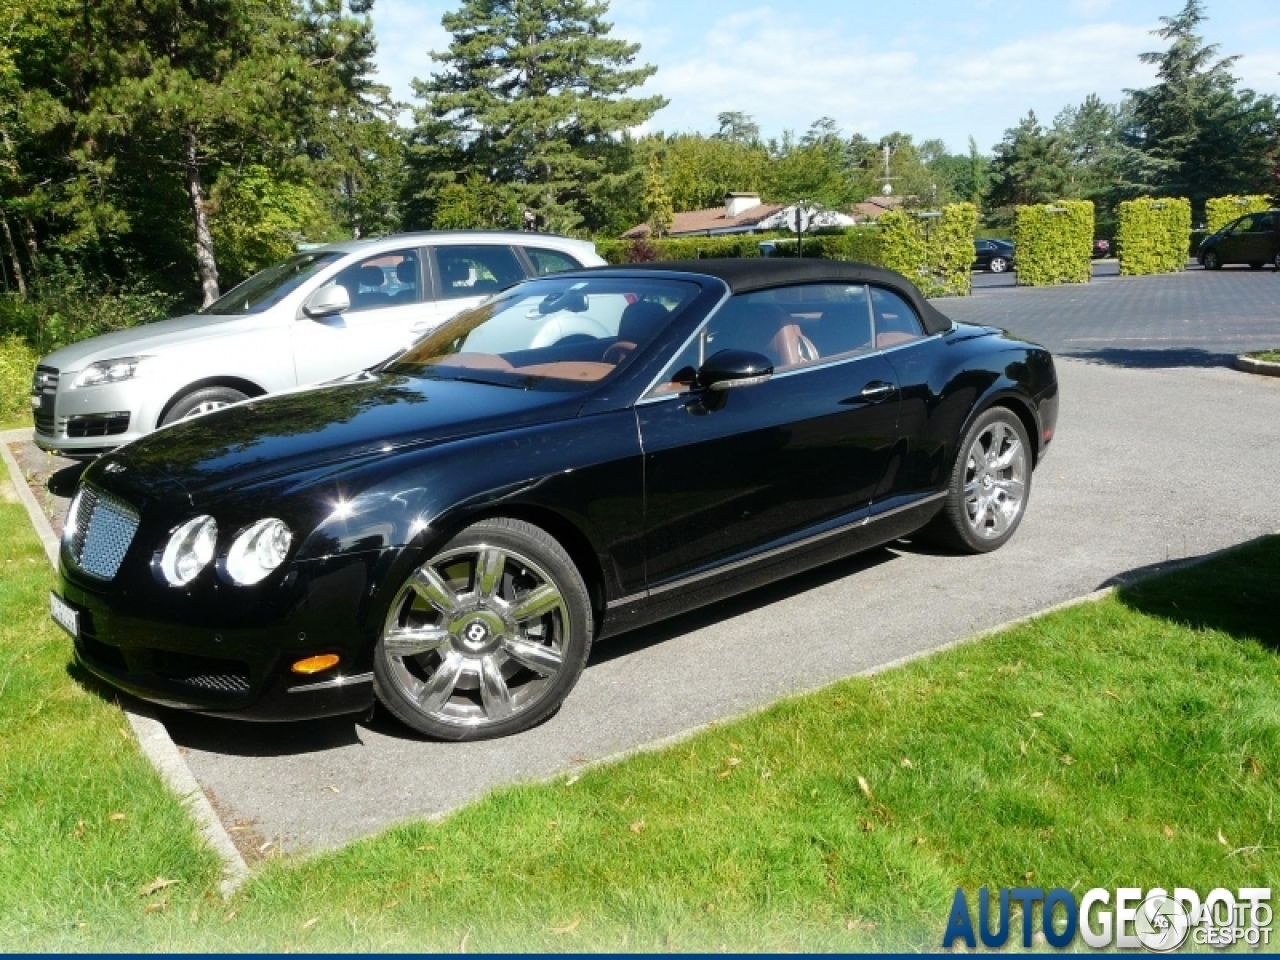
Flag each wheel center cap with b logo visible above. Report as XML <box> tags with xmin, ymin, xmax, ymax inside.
<box><xmin>461</xmin><ymin>619</ymin><xmax>492</xmax><ymax>650</ymax></box>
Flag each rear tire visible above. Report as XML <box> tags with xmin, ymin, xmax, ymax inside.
<box><xmin>923</xmin><ymin>407</ymin><xmax>1032</xmax><ymax>554</ymax></box>
<box><xmin>160</xmin><ymin>386</ymin><xmax>249</xmax><ymax>426</ymax></box>
<box><xmin>989</xmin><ymin>257</ymin><xmax>1009</xmax><ymax>274</ymax></box>
<box><xmin>373</xmin><ymin>517</ymin><xmax>593</xmax><ymax>741</ymax></box>
<box><xmin>1202</xmin><ymin>251</ymin><xmax>1221</xmax><ymax>270</ymax></box>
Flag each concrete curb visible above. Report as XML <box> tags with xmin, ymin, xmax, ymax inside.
<box><xmin>0</xmin><ymin>428</ymin><xmax>249</xmax><ymax>895</ymax></box>
<box><xmin>1235</xmin><ymin>354</ymin><xmax>1280</xmax><ymax>378</ymax></box>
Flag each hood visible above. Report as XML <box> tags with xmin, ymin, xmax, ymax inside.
<box><xmin>87</xmin><ymin>372</ymin><xmax>581</xmax><ymax>501</ymax></box>
<box><xmin>40</xmin><ymin>312</ymin><xmax>267</xmax><ymax>372</ymax></box>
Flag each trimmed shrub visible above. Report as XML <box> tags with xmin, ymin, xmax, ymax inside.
<box><xmin>765</xmin><ymin>228</ymin><xmax>884</xmax><ymax>265</ymax></box>
<box><xmin>1116</xmin><ymin>197</ymin><xmax>1191</xmax><ymax>276</ymax></box>
<box><xmin>1205</xmin><ymin>195</ymin><xmax>1272</xmax><ymax>234</ymax></box>
<box><xmin>878</xmin><ymin>203</ymin><xmax>977</xmax><ymax>298</ymax></box>
<box><xmin>1013</xmin><ymin>200</ymin><xmax>1094</xmax><ymax>286</ymax></box>
<box><xmin>595</xmin><ymin>234</ymin><xmax>770</xmax><ymax>264</ymax></box>
<box><xmin>0</xmin><ymin>335</ymin><xmax>37</xmax><ymax>424</ymax></box>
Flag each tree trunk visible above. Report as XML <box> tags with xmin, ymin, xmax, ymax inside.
<box><xmin>183</xmin><ymin>130</ymin><xmax>220</xmax><ymax>306</ymax></box>
<box><xmin>0</xmin><ymin>212</ymin><xmax>27</xmax><ymax>298</ymax></box>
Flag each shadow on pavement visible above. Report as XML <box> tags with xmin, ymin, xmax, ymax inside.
<box><xmin>1061</xmin><ymin>347</ymin><xmax>1239</xmax><ymax>369</ymax></box>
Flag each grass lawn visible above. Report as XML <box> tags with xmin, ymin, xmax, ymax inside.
<box><xmin>0</xmin><ymin>416</ymin><xmax>29</xmax><ymax>432</ymax></box>
<box><xmin>1247</xmin><ymin>349</ymin><xmax>1280</xmax><ymax>364</ymax></box>
<box><xmin>0</xmin><ymin>473</ymin><xmax>1277</xmax><ymax>950</ymax></box>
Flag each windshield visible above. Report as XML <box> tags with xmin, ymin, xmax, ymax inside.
<box><xmin>203</xmin><ymin>251</ymin><xmax>345</xmax><ymax>316</ymax></box>
<box><xmin>387</xmin><ymin>277</ymin><xmax>699</xmax><ymax>391</ymax></box>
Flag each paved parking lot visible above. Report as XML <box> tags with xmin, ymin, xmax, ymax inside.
<box><xmin>17</xmin><ymin>267</ymin><xmax>1280</xmax><ymax>855</ymax></box>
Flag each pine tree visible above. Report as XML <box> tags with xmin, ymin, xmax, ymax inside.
<box><xmin>409</xmin><ymin>0</ymin><xmax>666</xmax><ymax>234</ymax></box>
<box><xmin>1121</xmin><ymin>0</ymin><xmax>1279</xmax><ymax>214</ymax></box>
<box><xmin>985</xmin><ymin>112</ymin><xmax>1073</xmax><ymax>211</ymax></box>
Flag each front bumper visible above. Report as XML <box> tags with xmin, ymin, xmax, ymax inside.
<box><xmin>56</xmin><ymin>547</ymin><xmax>410</xmax><ymax>721</ymax></box>
<box><xmin>33</xmin><ymin>375</ymin><xmax>152</xmax><ymax>457</ymax></box>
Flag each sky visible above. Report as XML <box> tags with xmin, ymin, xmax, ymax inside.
<box><xmin>370</xmin><ymin>0</ymin><xmax>1280</xmax><ymax>154</ymax></box>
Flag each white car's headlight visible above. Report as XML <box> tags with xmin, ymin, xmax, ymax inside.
<box><xmin>160</xmin><ymin>516</ymin><xmax>217</xmax><ymax>586</ymax></box>
<box><xmin>73</xmin><ymin>357</ymin><xmax>145</xmax><ymax>388</ymax></box>
<box><xmin>225</xmin><ymin>519</ymin><xmax>292</xmax><ymax>585</ymax></box>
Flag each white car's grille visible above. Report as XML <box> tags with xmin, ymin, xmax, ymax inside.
<box><xmin>65</xmin><ymin>485</ymin><xmax>140</xmax><ymax>581</ymax></box>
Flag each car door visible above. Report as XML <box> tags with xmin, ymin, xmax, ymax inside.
<box><xmin>1217</xmin><ymin>215</ymin><xmax>1256</xmax><ymax>264</ymax></box>
<box><xmin>291</xmin><ymin>247</ymin><xmax>430</xmax><ymax>384</ymax></box>
<box><xmin>635</xmin><ymin>282</ymin><xmax>901</xmax><ymax>588</ymax></box>
<box><xmin>974</xmin><ymin>241</ymin><xmax>992</xmax><ymax>270</ymax></box>
<box><xmin>417</xmin><ymin>244</ymin><xmax>530</xmax><ymax>336</ymax></box>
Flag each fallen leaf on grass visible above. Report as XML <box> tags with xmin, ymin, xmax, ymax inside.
<box><xmin>1024</xmin><ymin>871</ymin><xmax>1035</xmax><ymax>882</ymax></box>
<box><xmin>551</xmin><ymin>918</ymin><xmax>581</xmax><ymax>934</ymax></box>
<box><xmin>73</xmin><ymin>820</ymin><xmax>85</xmax><ymax>839</ymax></box>
<box><xmin>1246</xmin><ymin>757</ymin><xmax>1262</xmax><ymax>777</ymax></box>
<box><xmin>726</xmin><ymin>757</ymin><xmax>742</xmax><ymax>767</ymax></box>
<box><xmin>459</xmin><ymin>927</ymin><xmax>472</xmax><ymax>952</ymax></box>
<box><xmin>223</xmin><ymin>910</ymin><xmax>238</xmax><ymax>924</ymax></box>
<box><xmin>301</xmin><ymin>917</ymin><xmax>319</xmax><ymax>930</ymax></box>
<box><xmin>1060</xmin><ymin>754</ymin><xmax>1075</xmax><ymax>766</ymax></box>
<box><xmin>716</xmin><ymin>769</ymin><xmax>733</xmax><ymax>780</ymax></box>
<box><xmin>414</xmin><ymin>843</ymin><xmax>437</xmax><ymax>852</ymax></box>
<box><xmin>900</xmin><ymin>758</ymin><xmax>914</xmax><ymax>769</ymax></box>
<box><xmin>144</xmin><ymin>900</ymin><xmax>167</xmax><ymax>914</ymax></box>
<box><xmin>859</xmin><ymin>818</ymin><xmax>875</xmax><ymax>833</ymax></box>
<box><xmin>564</xmin><ymin>774</ymin><xmax>580</xmax><ymax>786</ymax></box>
<box><xmin>1218</xmin><ymin>829</ymin><xmax>1229</xmax><ymax>847</ymax></box>
<box><xmin>108</xmin><ymin>812</ymin><xmax>126</xmax><ymax>822</ymax></box>
<box><xmin>629</xmin><ymin>820</ymin><xmax>646</xmax><ymax>834</ymax></box>
<box><xmin>1029</xmin><ymin>711</ymin><xmax>1044</xmax><ymax>719</ymax></box>
<box><xmin>913</xmin><ymin>836</ymin><xmax>927</xmax><ymax>846</ymax></box>
<box><xmin>1163</xmin><ymin>825</ymin><xmax>1175</xmax><ymax>840</ymax></box>
<box><xmin>1104</xmin><ymin>689</ymin><xmax>1122</xmax><ymax>701</ymax></box>
<box><xmin>857</xmin><ymin>776</ymin><xmax>875</xmax><ymax>801</ymax></box>
<box><xmin>139</xmin><ymin>877</ymin><xmax>179</xmax><ymax>897</ymax></box>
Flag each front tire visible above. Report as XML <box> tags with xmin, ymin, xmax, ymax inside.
<box><xmin>160</xmin><ymin>386</ymin><xmax>249</xmax><ymax>425</ymax></box>
<box><xmin>373</xmin><ymin>518</ymin><xmax>593</xmax><ymax>741</ymax></box>
<box><xmin>989</xmin><ymin>257</ymin><xmax>1009</xmax><ymax>274</ymax></box>
<box><xmin>926</xmin><ymin>407</ymin><xmax>1032</xmax><ymax>554</ymax></box>
<box><xmin>1202</xmin><ymin>251</ymin><xmax>1221</xmax><ymax>270</ymax></box>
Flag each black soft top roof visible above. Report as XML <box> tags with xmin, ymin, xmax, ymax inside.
<box><xmin>568</xmin><ymin>258</ymin><xmax>955</xmax><ymax>335</ymax></box>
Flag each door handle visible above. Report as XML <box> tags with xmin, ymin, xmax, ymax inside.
<box><xmin>856</xmin><ymin>381</ymin><xmax>897</xmax><ymax>402</ymax></box>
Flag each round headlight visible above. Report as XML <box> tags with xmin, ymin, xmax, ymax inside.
<box><xmin>225</xmin><ymin>519</ymin><xmax>292</xmax><ymax>585</ymax></box>
<box><xmin>160</xmin><ymin>516</ymin><xmax>217</xmax><ymax>587</ymax></box>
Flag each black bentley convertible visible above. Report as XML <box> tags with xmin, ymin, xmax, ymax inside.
<box><xmin>54</xmin><ymin>259</ymin><xmax>1058</xmax><ymax>740</ymax></box>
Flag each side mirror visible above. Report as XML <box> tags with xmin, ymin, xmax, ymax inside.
<box><xmin>303</xmin><ymin>284</ymin><xmax>351</xmax><ymax>318</ymax></box>
<box><xmin>695</xmin><ymin>349</ymin><xmax>773</xmax><ymax>392</ymax></box>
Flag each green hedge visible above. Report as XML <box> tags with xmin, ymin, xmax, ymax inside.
<box><xmin>1013</xmin><ymin>200</ymin><xmax>1094</xmax><ymax>286</ymax></box>
<box><xmin>878</xmin><ymin>203</ymin><xmax>977</xmax><ymax>298</ymax></box>
<box><xmin>1205</xmin><ymin>195</ymin><xmax>1272</xmax><ymax>234</ymax></box>
<box><xmin>595</xmin><ymin>235</ymin><xmax>772</xmax><ymax>264</ymax></box>
<box><xmin>0</xmin><ymin>335</ymin><xmax>37</xmax><ymax>424</ymax></box>
<box><xmin>764</xmin><ymin>228</ymin><xmax>884</xmax><ymax>266</ymax></box>
<box><xmin>1116</xmin><ymin>197</ymin><xmax>1191</xmax><ymax>276</ymax></box>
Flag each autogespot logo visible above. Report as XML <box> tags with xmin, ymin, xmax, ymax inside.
<box><xmin>942</xmin><ymin>886</ymin><xmax>1272</xmax><ymax>951</ymax></box>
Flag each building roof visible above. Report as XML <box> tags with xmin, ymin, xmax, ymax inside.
<box><xmin>622</xmin><ymin>202</ymin><xmax>786</xmax><ymax>240</ymax></box>
<box><xmin>850</xmin><ymin>196</ymin><xmax>906</xmax><ymax>221</ymax></box>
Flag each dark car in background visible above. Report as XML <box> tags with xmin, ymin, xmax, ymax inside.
<box><xmin>52</xmin><ymin>259</ymin><xmax>1058</xmax><ymax>741</ymax></box>
<box><xmin>973</xmin><ymin>239</ymin><xmax>1015</xmax><ymax>273</ymax></box>
<box><xmin>1198</xmin><ymin>210</ymin><xmax>1280</xmax><ymax>270</ymax></box>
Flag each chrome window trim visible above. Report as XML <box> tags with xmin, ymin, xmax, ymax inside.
<box><xmin>606</xmin><ymin>490</ymin><xmax>947</xmax><ymax>608</ymax></box>
<box><xmin>635</xmin><ymin>281</ymin><xmax>937</xmax><ymax>404</ymax></box>
<box><xmin>633</xmin><ymin>278</ymin><xmax>734</xmax><ymax>403</ymax></box>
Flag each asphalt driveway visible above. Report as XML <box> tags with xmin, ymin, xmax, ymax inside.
<box><xmin>162</xmin><ymin>354</ymin><xmax>1280</xmax><ymax>853</ymax></box>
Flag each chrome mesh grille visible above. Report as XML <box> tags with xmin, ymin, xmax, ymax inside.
<box><xmin>65</xmin><ymin>485</ymin><xmax>140</xmax><ymax>580</ymax></box>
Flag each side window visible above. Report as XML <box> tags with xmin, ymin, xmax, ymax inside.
<box><xmin>525</xmin><ymin>247</ymin><xmax>582</xmax><ymax>276</ymax></box>
<box><xmin>436</xmin><ymin>245</ymin><xmax>525</xmax><ymax>299</ymax></box>
<box><xmin>646</xmin><ymin>283</ymin><xmax>873</xmax><ymax>396</ymax></box>
<box><xmin>327</xmin><ymin>249</ymin><xmax>420</xmax><ymax>313</ymax></box>
<box><xmin>870</xmin><ymin>287</ymin><xmax>924</xmax><ymax>348</ymax></box>
<box><xmin>1234</xmin><ymin>216</ymin><xmax>1256</xmax><ymax>234</ymax></box>
<box><xmin>1256</xmin><ymin>213</ymin><xmax>1276</xmax><ymax>232</ymax></box>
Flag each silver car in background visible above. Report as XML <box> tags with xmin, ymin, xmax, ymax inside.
<box><xmin>31</xmin><ymin>232</ymin><xmax>603</xmax><ymax>458</ymax></box>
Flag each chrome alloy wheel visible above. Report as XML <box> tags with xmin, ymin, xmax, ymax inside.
<box><xmin>381</xmin><ymin>544</ymin><xmax>568</xmax><ymax>729</ymax></box>
<box><xmin>963</xmin><ymin>420</ymin><xmax>1027</xmax><ymax>540</ymax></box>
<box><xmin>182</xmin><ymin>400</ymin><xmax>232</xmax><ymax>420</ymax></box>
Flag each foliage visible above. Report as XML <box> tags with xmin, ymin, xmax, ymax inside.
<box><xmin>0</xmin><ymin>263</ymin><xmax>175</xmax><ymax>355</ymax></box>
<box><xmin>429</xmin><ymin>174</ymin><xmax>521</xmax><ymax>231</ymax></box>
<box><xmin>1205</xmin><ymin>195</ymin><xmax>1273</xmax><ymax>233</ymax></box>
<box><xmin>641</xmin><ymin>154</ymin><xmax>674</xmax><ymax>238</ymax></box>
<box><xmin>985</xmin><ymin>112</ymin><xmax>1073</xmax><ymax>212</ymax></box>
<box><xmin>766</xmin><ymin>228</ymin><xmax>885</xmax><ymax>266</ymax></box>
<box><xmin>406</xmin><ymin>0</ymin><xmax>665</xmax><ymax>235</ymax></box>
<box><xmin>1116</xmin><ymin>196</ymin><xmax>1192</xmax><ymax>276</ymax></box>
<box><xmin>210</xmin><ymin>166</ymin><xmax>342</xmax><ymax>288</ymax></box>
<box><xmin>1013</xmin><ymin>200</ymin><xmax>1094</xmax><ymax>286</ymax></box>
<box><xmin>1118</xmin><ymin>0</ymin><xmax>1280</xmax><ymax>218</ymax></box>
<box><xmin>0</xmin><ymin>334</ymin><xmax>35</xmax><ymax>420</ymax></box>
<box><xmin>877</xmin><ymin>204</ymin><xmax>977</xmax><ymax>298</ymax></box>
<box><xmin>595</xmin><ymin>234</ymin><xmax>772</xmax><ymax>264</ymax></box>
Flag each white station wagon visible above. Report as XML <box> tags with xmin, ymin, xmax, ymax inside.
<box><xmin>32</xmin><ymin>231</ymin><xmax>604</xmax><ymax>457</ymax></box>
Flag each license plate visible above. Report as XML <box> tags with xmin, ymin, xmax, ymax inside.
<box><xmin>50</xmin><ymin>592</ymin><xmax>79</xmax><ymax>640</ymax></box>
